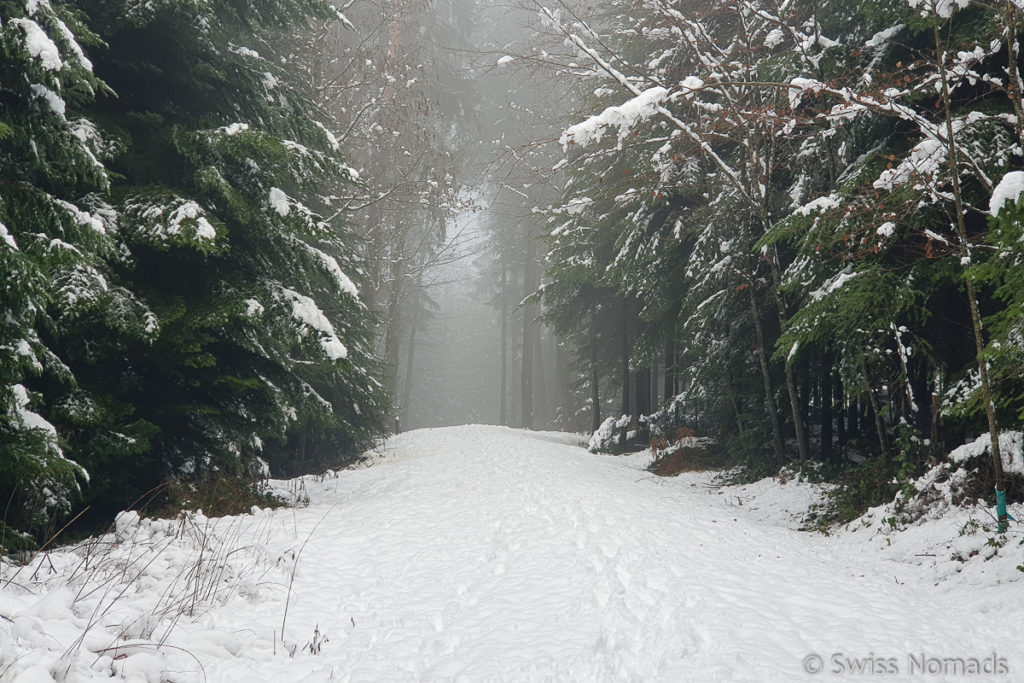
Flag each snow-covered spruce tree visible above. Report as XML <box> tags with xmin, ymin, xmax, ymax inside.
<box><xmin>748</xmin><ymin>0</ymin><xmax>937</xmax><ymax>461</ymax></box>
<box><xmin>540</xmin><ymin>175</ymin><xmax>627</xmax><ymax>433</ymax></box>
<box><xmin>528</xmin><ymin>1</ymin><xmax>671</xmax><ymax>437</ymax></box>
<box><xmin>769</xmin><ymin>0</ymin><xmax>1024</xmax><ymax>521</ymax></box>
<box><xmin>67</xmin><ymin>0</ymin><xmax>387</xmax><ymax>507</ymax></box>
<box><xmin>539</xmin><ymin>0</ymin><xmax>817</xmax><ymax>457</ymax></box>
<box><xmin>531</xmin><ymin>0</ymin><xmax>1023</xmax><ymax>522</ymax></box>
<box><xmin>0</xmin><ymin>0</ymin><xmax>158</xmax><ymax>543</ymax></box>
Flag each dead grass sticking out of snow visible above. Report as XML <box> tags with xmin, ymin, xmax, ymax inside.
<box><xmin>0</xmin><ymin>508</ymin><xmax>288</xmax><ymax>681</ymax></box>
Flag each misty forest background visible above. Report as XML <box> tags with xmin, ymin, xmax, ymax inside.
<box><xmin>4</xmin><ymin>0</ymin><xmax>1024</xmax><ymax>547</ymax></box>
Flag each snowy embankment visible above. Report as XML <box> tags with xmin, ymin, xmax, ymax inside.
<box><xmin>2</xmin><ymin>425</ymin><xmax>1023</xmax><ymax>682</ymax></box>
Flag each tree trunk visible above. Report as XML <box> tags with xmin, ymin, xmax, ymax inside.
<box><xmin>750</xmin><ymin>126</ymin><xmax>808</xmax><ymax>460</ymax></box>
<box><xmin>664</xmin><ymin>330</ymin><xmax>675</xmax><ymax>402</ymax></box>
<box><xmin>1004</xmin><ymin>2</ymin><xmax>1024</xmax><ymax>144</ymax></box>
<box><xmin>635</xmin><ymin>368</ymin><xmax>651</xmax><ymax>417</ymax></box>
<box><xmin>499</xmin><ymin>252</ymin><xmax>508</xmax><ymax>426</ymax></box>
<box><xmin>620</xmin><ymin>299</ymin><xmax>631</xmax><ymax>418</ymax></box>
<box><xmin>868</xmin><ymin>387</ymin><xmax>888</xmax><ymax>454</ymax></box>
<box><xmin>382</xmin><ymin>246</ymin><xmax>406</xmax><ymax>401</ymax></box>
<box><xmin>636</xmin><ymin>367</ymin><xmax>651</xmax><ymax>440</ymax></box>
<box><xmin>554</xmin><ymin>334</ymin><xmax>572</xmax><ymax>430</ymax></box>
<box><xmin>848</xmin><ymin>398</ymin><xmax>859</xmax><ymax>441</ymax></box>
<box><xmin>534</xmin><ymin>323</ymin><xmax>548</xmax><ymax>428</ymax></box>
<box><xmin>748</xmin><ymin>288</ymin><xmax>785</xmax><ymax>461</ymax></box>
<box><xmin>934</xmin><ymin>23</ymin><xmax>1006</xmax><ymax>528</ymax></box>
<box><xmin>774</xmin><ymin>281</ymin><xmax>810</xmax><ymax>460</ymax></box>
<box><xmin>400</xmin><ymin>290</ymin><xmax>420</xmax><ymax>426</ymax></box>
<box><xmin>590</xmin><ymin>303</ymin><xmax>601</xmax><ymax>433</ymax></box>
<box><xmin>821</xmin><ymin>348</ymin><xmax>834</xmax><ymax>462</ymax></box>
<box><xmin>836</xmin><ymin>381</ymin><xmax>847</xmax><ymax>454</ymax></box>
<box><xmin>799</xmin><ymin>350</ymin><xmax>811</xmax><ymax>451</ymax></box>
<box><xmin>520</xmin><ymin>236</ymin><xmax>539</xmax><ymax>430</ymax></box>
<box><xmin>650</xmin><ymin>357</ymin><xmax>659</xmax><ymax>412</ymax></box>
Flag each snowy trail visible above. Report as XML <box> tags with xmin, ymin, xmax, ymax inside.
<box><xmin>4</xmin><ymin>425</ymin><xmax>1021</xmax><ymax>681</ymax></box>
<box><xmin>186</xmin><ymin>426</ymin><xmax>1020</xmax><ymax>682</ymax></box>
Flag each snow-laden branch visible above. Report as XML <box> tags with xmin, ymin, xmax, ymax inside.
<box><xmin>559</xmin><ymin>86</ymin><xmax>668</xmax><ymax>149</ymax></box>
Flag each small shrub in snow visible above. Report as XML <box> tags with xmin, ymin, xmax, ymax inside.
<box><xmin>587</xmin><ymin>414</ymin><xmax>630</xmax><ymax>453</ymax></box>
<box><xmin>806</xmin><ymin>427</ymin><xmax>930</xmax><ymax>529</ymax></box>
<box><xmin>150</xmin><ymin>475</ymin><xmax>290</xmax><ymax>519</ymax></box>
<box><xmin>843</xmin><ymin>431</ymin><xmax>1024</xmax><ymax>549</ymax></box>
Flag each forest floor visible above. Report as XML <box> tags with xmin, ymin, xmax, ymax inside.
<box><xmin>2</xmin><ymin>424</ymin><xmax>1023</xmax><ymax>682</ymax></box>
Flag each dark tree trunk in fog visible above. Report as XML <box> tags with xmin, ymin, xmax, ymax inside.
<box><xmin>664</xmin><ymin>332</ymin><xmax>675</xmax><ymax>402</ymax></box>
<box><xmin>620</xmin><ymin>300</ymin><xmax>630</xmax><ymax>419</ymax></box>
<box><xmin>534</xmin><ymin>323</ymin><xmax>548</xmax><ymax>427</ymax></box>
<box><xmin>821</xmin><ymin>347</ymin><xmax>833</xmax><ymax>462</ymax></box>
<box><xmin>836</xmin><ymin>376</ymin><xmax>846</xmax><ymax>451</ymax></box>
<box><xmin>909</xmin><ymin>370</ymin><xmax>930</xmax><ymax>437</ymax></box>
<box><xmin>590</xmin><ymin>303</ymin><xmax>601</xmax><ymax>433</ymax></box>
<box><xmin>520</xmin><ymin>235</ymin><xmax>539</xmax><ymax>429</ymax></box>
<box><xmin>555</xmin><ymin>336</ymin><xmax>573</xmax><ymax>429</ymax></box>
<box><xmin>799</xmin><ymin>351</ymin><xmax>811</xmax><ymax>452</ymax></box>
<box><xmin>650</xmin><ymin>358</ymin><xmax>659</xmax><ymax>412</ymax></box>
<box><xmin>635</xmin><ymin>367</ymin><xmax>651</xmax><ymax>436</ymax></box>
<box><xmin>618</xmin><ymin>301</ymin><xmax>631</xmax><ymax>447</ymax></box>
<box><xmin>382</xmin><ymin>233</ymin><xmax>407</xmax><ymax>400</ymax></box>
<box><xmin>748</xmin><ymin>288</ymin><xmax>785</xmax><ymax>461</ymax></box>
<box><xmin>769</xmin><ymin>252</ymin><xmax>810</xmax><ymax>462</ymax></box>
<box><xmin>500</xmin><ymin>252</ymin><xmax>508</xmax><ymax>426</ymax></box>
<box><xmin>868</xmin><ymin>389</ymin><xmax>888</xmax><ymax>453</ymax></box>
<box><xmin>847</xmin><ymin>398</ymin><xmax>859</xmax><ymax>442</ymax></box>
<box><xmin>400</xmin><ymin>294</ymin><xmax>420</xmax><ymax>424</ymax></box>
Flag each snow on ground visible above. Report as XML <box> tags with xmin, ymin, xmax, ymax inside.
<box><xmin>2</xmin><ymin>425</ymin><xmax>1022</xmax><ymax>682</ymax></box>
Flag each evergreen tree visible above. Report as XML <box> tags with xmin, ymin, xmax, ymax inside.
<box><xmin>66</xmin><ymin>0</ymin><xmax>387</xmax><ymax>506</ymax></box>
<box><xmin>535</xmin><ymin>0</ymin><xmax>1024</xmax><ymax>495</ymax></box>
<box><xmin>1</xmin><ymin>0</ymin><xmax>389</xmax><ymax>545</ymax></box>
<box><xmin>0</xmin><ymin>0</ymin><xmax>156</xmax><ymax>543</ymax></box>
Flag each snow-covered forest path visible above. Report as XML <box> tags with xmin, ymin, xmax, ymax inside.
<box><xmin>193</xmin><ymin>425</ymin><xmax>1018</xmax><ymax>681</ymax></box>
<box><xmin>5</xmin><ymin>425</ymin><xmax>1022</xmax><ymax>682</ymax></box>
